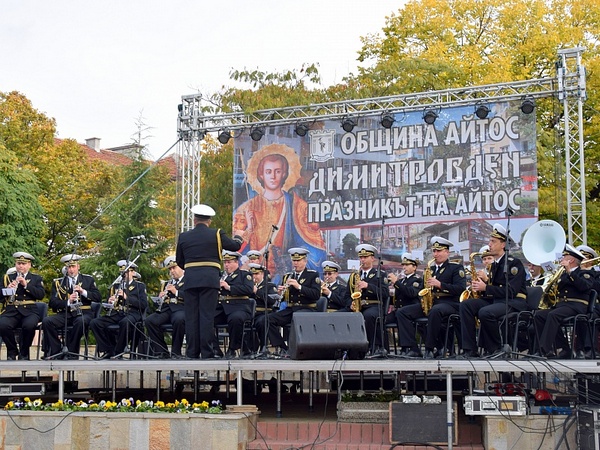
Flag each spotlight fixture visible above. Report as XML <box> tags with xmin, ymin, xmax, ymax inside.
<box><xmin>217</xmin><ymin>129</ymin><xmax>232</xmax><ymax>144</ymax></box>
<box><xmin>423</xmin><ymin>110</ymin><xmax>438</xmax><ymax>125</ymax></box>
<box><xmin>295</xmin><ymin>123</ymin><xmax>310</xmax><ymax>137</ymax></box>
<box><xmin>474</xmin><ymin>104</ymin><xmax>490</xmax><ymax>119</ymax></box>
<box><xmin>380</xmin><ymin>112</ymin><xmax>395</xmax><ymax>129</ymax></box>
<box><xmin>341</xmin><ymin>117</ymin><xmax>356</xmax><ymax>133</ymax></box>
<box><xmin>520</xmin><ymin>98</ymin><xmax>535</xmax><ymax>115</ymax></box>
<box><xmin>250</xmin><ymin>126</ymin><xmax>265</xmax><ymax>141</ymax></box>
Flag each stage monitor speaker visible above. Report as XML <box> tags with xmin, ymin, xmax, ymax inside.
<box><xmin>288</xmin><ymin>312</ymin><xmax>368</xmax><ymax>360</ymax></box>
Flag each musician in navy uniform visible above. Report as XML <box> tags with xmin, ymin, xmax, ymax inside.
<box><xmin>346</xmin><ymin>244</ymin><xmax>390</xmax><ymax>355</ymax></box>
<box><xmin>0</xmin><ymin>252</ymin><xmax>46</xmax><ymax>360</ymax></box>
<box><xmin>176</xmin><ymin>204</ymin><xmax>243</xmax><ymax>359</ymax></box>
<box><xmin>460</xmin><ymin>224</ymin><xmax>528</xmax><ymax>358</ymax></box>
<box><xmin>397</xmin><ymin>239</ymin><xmax>465</xmax><ymax>359</ymax></box>
<box><xmin>533</xmin><ymin>244</ymin><xmax>595</xmax><ymax>358</ymax></box>
<box><xmin>42</xmin><ymin>254</ymin><xmax>101</xmax><ymax>359</ymax></box>
<box><xmin>213</xmin><ymin>251</ymin><xmax>255</xmax><ymax>358</ymax></box>
<box><xmin>249</xmin><ymin>263</ymin><xmax>278</xmax><ymax>351</ymax></box>
<box><xmin>385</xmin><ymin>254</ymin><xmax>423</xmax><ymax>348</ymax></box>
<box><xmin>145</xmin><ymin>256</ymin><xmax>186</xmax><ymax>359</ymax></box>
<box><xmin>255</xmin><ymin>247</ymin><xmax>321</xmax><ymax>356</ymax></box>
<box><xmin>89</xmin><ymin>260</ymin><xmax>148</xmax><ymax>359</ymax></box>
<box><xmin>319</xmin><ymin>260</ymin><xmax>348</xmax><ymax>312</ymax></box>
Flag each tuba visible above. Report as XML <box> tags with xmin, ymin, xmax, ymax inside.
<box><xmin>348</xmin><ymin>270</ymin><xmax>362</xmax><ymax>312</ymax></box>
<box><xmin>522</xmin><ymin>220</ymin><xmax>567</xmax><ymax>309</ymax></box>
<box><xmin>460</xmin><ymin>252</ymin><xmax>483</xmax><ymax>302</ymax></box>
<box><xmin>418</xmin><ymin>259</ymin><xmax>436</xmax><ymax>315</ymax></box>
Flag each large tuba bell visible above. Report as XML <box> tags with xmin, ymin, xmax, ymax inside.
<box><xmin>522</xmin><ymin>220</ymin><xmax>567</xmax><ymax>309</ymax></box>
<box><xmin>522</xmin><ymin>220</ymin><xmax>566</xmax><ymax>266</ymax></box>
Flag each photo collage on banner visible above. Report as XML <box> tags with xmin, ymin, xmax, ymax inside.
<box><xmin>232</xmin><ymin>100</ymin><xmax>538</xmax><ymax>283</ymax></box>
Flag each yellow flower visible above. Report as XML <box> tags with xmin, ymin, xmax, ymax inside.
<box><xmin>24</xmin><ymin>397</ymin><xmax>31</xmax><ymax>403</ymax></box>
<box><xmin>5</xmin><ymin>401</ymin><xmax>14</xmax><ymax>409</ymax></box>
<box><xmin>136</xmin><ymin>400</ymin><xmax>142</xmax><ymax>406</ymax></box>
<box><xmin>201</xmin><ymin>401</ymin><xmax>209</xmax><ymax>409</ymax></box>
<box><xmin>155</xmin><ymin>401</ymin><xmax>165</xmax><ymax>408</ymax></box>
<box><xmin>181</xmin><ymin>399</ymin><xmax>189</xmax><ymax>406</ymax></box>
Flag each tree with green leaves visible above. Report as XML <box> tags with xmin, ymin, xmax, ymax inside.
<box><xmin>0</xmin><ymin>145</ymin><xmax>46</xmax><ymax>273</ymax></box>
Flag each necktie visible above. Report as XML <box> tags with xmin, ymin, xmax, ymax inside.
<box><xmin>362</xmin><ymin>271</ymin><xmax>368</xmax><ymax>280</ymax></box>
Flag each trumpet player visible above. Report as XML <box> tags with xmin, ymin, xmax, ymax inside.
<box><xmin>89</xmin><ymin>260</ymin><xmax>148</xmax><ymax>359</ymax></box>
<box><xmin>0</xmin><ymin>252</ymin><xmax>46</xmax><ymax>360</ymax></box>
<box><xmin>42</xmin><ymin>254</ymin><xmax>101</xmax><ymax>360</ymax></box>
<box><xmin>212</xmin><ymin>251</ymin><xmax>254</xmax><ymax>359</ymax></box>
<box><xmin>344</xmin><ymin>244</ymin><xmax>390</xmax><ymax>355</ymax></box>
<box><xmin>319</xmin><ymin>261</ymin><xmax>346</xmax><ymax>312</ymax></box>
<box><xmin>249</xmin><ymin>263</ymin><xmax>278</xmax><ymax>352</ymax></box>
<box><xmin>255</xmin><ymin>247</ymin><xmax>321</xmax><ymax>357</ymax></box>
<box><xmin>145</xmin><ymin>256</ymin><xmax>186</xmax><ymax>359</ymax></box>
<box><xmin>397</xmin><ymin>238</ymin><xmax>465</xmax><ymax>359</ymax></box>
<box><xmin>459</xmin><ymin>224</ymin><xmax>528</xmax><ymax>358</ymax></box>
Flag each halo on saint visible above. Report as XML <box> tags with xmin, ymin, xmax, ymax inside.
<box><xmin>246</xmin><ymin>143</ymin><xmax>303</xmax><ymax>195</ymax></box>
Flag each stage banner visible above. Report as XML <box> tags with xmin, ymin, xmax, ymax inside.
<box><xmin>232</xmin><ymin>100</ymin><xmax>537</xmax><ymax>281</ymax></box>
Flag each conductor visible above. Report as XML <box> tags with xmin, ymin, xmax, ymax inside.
<box><xmin>176</xmin><ymin>204</ymin><xmax>243</xmax><ymax>359</ymax></box>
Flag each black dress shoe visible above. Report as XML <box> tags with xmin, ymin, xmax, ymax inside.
<box><xmin>424</xmin><ymin>350</ymin><xmax>435</xmax><ymax>359</ymax></box>
<box><xmin>214</xmin><ymin>349</ymin><xmax>225</xmax><ymax>358</ymax></box>
<box><xmin>405</xmin><ymin>350</ymin><xmax>422</xmax><ymax>358</ymax></box>
<box><xmin>544</xmin><ymin>351</ymin><xmax>557</xmax><ymax>359</ymax></box>
<box><xmin>7</xmin><ymin>355</ymin><xmax>17</xmax><ymax>361</ymax></box>
<box><xmin>575</xmin><ymin>350</ymin><xmax>586</xmax><ymax>359</ymax></box>
<box><xmin>225</xmin><ymin>349</ymin><xmax>238</xmax><ymax>359</ymax></box>
<box><xmin>557</xmin><ymin>349</ymin><xmax>572</xmax><ymax>359</ymax></box>
<box><xmin>19</xmin><ymin>355</ymin><xmax>30</xmax><ymax>361</ymax></box>
<box><xmin>459</xmin><ymin>350</ymin><xmax>479</xmax><ymax>359</ymax></box>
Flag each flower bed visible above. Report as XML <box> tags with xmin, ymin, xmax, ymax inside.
<box><xmin>1</xmin><ymin>397</ymin><xmax>258</xmax><ymax>449</ymax></box>
<box><xmin>4</xmin><ymin>397</ymin><xmax>223</xmax><ymax>414</ymax></box>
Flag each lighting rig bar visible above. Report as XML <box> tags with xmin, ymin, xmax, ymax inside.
<box><xmin>177</xmin><ymin>76</ymin><xmax>574</xmax><ymax>137</ymax></box>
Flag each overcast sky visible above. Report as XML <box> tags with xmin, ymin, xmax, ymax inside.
<box><xmin>1</xmin><ymin>1</ymin><xmax>404</xmax><ymax>161</ymax></box>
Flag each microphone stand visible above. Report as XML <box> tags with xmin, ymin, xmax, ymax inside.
<box><xmin>255</xmin><ymin>225</ymin><xmax>278</xmax><ymax>359</ymax></box>
<box><xmin>113</xmin><ymin>243</ymin><xmax>152</xmax><ymax>359</ymax></box>
<box><xmin>491</xmin><ymin>209</ymin><xmax>516</xmax><ymax>360</ymax></box>
<box><xmin>48</xmin><ymin>238</ymin><xmax>90</xmax><ymax>360</ymax></box>
<box><xmin>369</xmin><ymin>215</ymin><xmax>388</xmax><ymax>359</ymax></box>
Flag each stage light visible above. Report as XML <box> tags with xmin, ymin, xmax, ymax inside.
<box><xmin>423</xmin><ymin>110</ymin><xmax>438</xmax><ymax>125</ymax></box>
<box><xmin>250</xmin><ymin>126</ymin><xmax>264</xmax><ymax>141</ymax></box>
<box><xmin>380</xmin><ymin>112</ymin><xmax>395</xmax><ymax>129</ymax></box>
<box><xmin>520</xmin><ymin>98</ymin><xmax>535</xmax><ymax>114</ymax></box>
<box><xmin>475</xmin><ymin>104</ymin><xmax>490</xmax><ymax>119</ymax></box>
<box><xmin>295</xmin><ymin>123</ymin><xmax>310</xmax><ymax>137</ymax></box>
<box><xmin>341</xmin><ymin>117</ymin><xmax>356</xmax><ymax>133</ymax></box>
<box><xmin>217</xmin><ymin>130</ymin><xmax>232</xmax><ymax>144</ymax></box>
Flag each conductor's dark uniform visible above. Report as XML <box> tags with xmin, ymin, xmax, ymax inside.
<box><xmin>175</xmin><ymin>204</ymin><xmax>243</xmax><ymax>359</ymax></box>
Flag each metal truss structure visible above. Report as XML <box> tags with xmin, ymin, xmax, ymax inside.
<box><xmin>177</xmin><ymin>48</ymin><xmax>587</xmax><ymax>243</ymax></box>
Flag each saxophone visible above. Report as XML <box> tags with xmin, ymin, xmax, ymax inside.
<box><xmin>348</xmin><ymin>270</ymin><xmax>362</xmax><ymax>312</ymax></box>
<box><xmin>418</xmin><ymin>259</ymin><xmax>436</xmax><ymax>315</ymax></box>
<box><xmin>460</xmin><ymin>252</ymin><xmax>483</xmax><ymax>302</ymax></box>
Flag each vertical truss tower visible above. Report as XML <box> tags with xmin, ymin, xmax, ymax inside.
<box><xmin>176</xmin><ymin>48</ymin><xmax>587</xmax><ymax>243</ymax></box>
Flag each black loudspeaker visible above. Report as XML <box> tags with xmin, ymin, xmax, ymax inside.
<box><xmin>288</xmin><ymin>312</ymin><xmax>368</xmax><ymax>360</ymax></box>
